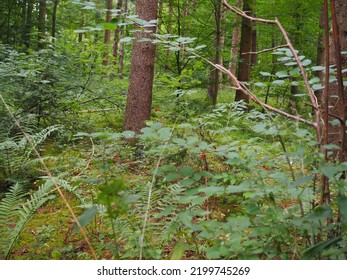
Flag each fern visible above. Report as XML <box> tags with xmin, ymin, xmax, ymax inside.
<box><xmin>0</xmin><ymin>176</ymin><xmax>91</xmax><ymax>259</ymax></box>
<box><xmin>0</xmin><ymin>125</ymin><xmax>62</xmax><ymax>179</ymax></box>
<box><xmin>0</xmin><ymin>184</ymin><xmax>27</xmax><ymax>258</ymax></box>
<box><xmin>0</xmin><ymin>181</ymin><xmax>56</xmax><ymax>259</ymax></box>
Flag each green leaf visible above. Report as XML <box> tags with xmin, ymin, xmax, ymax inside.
<box><xmin>320</xmin><ymin>164</ymin><xmax>339</xmax><ymax>178</ymax></box>
<box><xmin>122</xmin><ymin>130</ymin><xmax>136</xmax><ymax>138</ymax></box>
<box><xmin>311</xmin><ymin>66</ymin><xmax>325</xmax><ymax>71</ymax></box>
<box><xmin>275</xmin><ymin>70</ymin><xmax>289</xmax><ymax>78</ymax></box>
<box><xmin>290</xmin><ymin>176</ymin><xmax>314</xmax><ymax>188</ymax></box>
<box><xmin>165</xmin><ymin>173</ymin><xmax>180</xmax><ymax>182</ymax></box>
<box><xmin>73</xmin><ymin>206</ymin><xmax>98</xmax><ymax>234</ymax></box>
<box><xmin>120</xmin><ymin>37</ymin><xmax>133</xmax><ymax>43</ymax></box>
<box><xmin>179</xmin><ymin>166</ymin><xmax>194</xmax><ymax>177</ymax></box>
<box><xmin>302</xmin><ymin>59</ymin><xmax>312</xmax><ymax>66</ymax></box>
<box><xmin>302</xmin><ymin>237</ymin><xmax>342</xmax><ymax>259</ymax></box>
<box><xmin>289</xmin><ymin>67</ymin><xmax>300</xmax><ymax>76</ymax></box>
<box><xmin>180</xmin><ymin>178</ymin><xmax>195</xmax><ymax>186</ymax></box>
<box><xmin>259</xmin><ymin>71</ymin><xmax>273</xmax><ymax>77</ymax></box>
<box><xmin>170</xmin><ymin>242</ymin><xmax>190</xmax><ymax>260</ymax></box>
<box><xmin>272</xmin><ymin>80</ymin><xmax>286</xmax><ymax>85</ymax></box>
<box><xmin>254</xmin><ymin>82</ymin><xmax>266</xmax><ymax>87</ymax></box>
<box><xmin>338</xmin><ymin>196</ymin><xmax>347</xmax><ymax>225</ymax></box>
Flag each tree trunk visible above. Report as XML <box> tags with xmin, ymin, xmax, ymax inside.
<box><xmin>208</xmin><ymin>0</ymin><xmax>224</xmax><ymax>105</ymax></box>
<box><xmin>235</xmin><ymin>0</ymin><xmax>253</xmax><ymax>103</ymax></box>
<box><xmin>52</xmin><ymin>0</ymin><xmax>59</xmax><ymax>40</ymax></box>
<box><xmin>118</xmin><ymin>0</ymin><xmax>128</xmax><ymax>78</ymax></box>
<box><xmin>103</xmin><ymin>0</ymin><xmax>113</xmax><ymax>66</ymax></box>
<box><xmin>24</xmin><ymin>0</ymin><xmax>33</xmax><ymax>49</ymax></box>
<box><xmin>316</xmin><ymin>3</ymin><xmax>325</xmax><ymax>105</ymax></box>
<box><xmin>123</xmin><ymin>0</ymin><xmax>158</xmax><ymax>133</ymax></box>
<box><xmin>327</xmin><ymin>0</ymin><xmax>347</xmax><ymax>162</ymax></box>
<box><xmin>112</xmin><ymin>0</ymin><xmax>123</xmax><ymax>62</ymax></box>
<box><xmin>38</xmin><ymin>0</ymin><xmax>47</xmax><ymax>49</ymax></box>
<box><xmin>229</xmin><ymin>0</ymin><xmax>242</xmax><ymax>75</ymax></box>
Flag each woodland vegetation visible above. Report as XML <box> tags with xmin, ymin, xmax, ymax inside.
<box><xmin>0</xmin><ymin>0</ymin><xmax>347</xmax><ymax>260</ymax></box>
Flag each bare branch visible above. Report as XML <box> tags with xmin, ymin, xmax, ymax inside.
<box><xmin>242</xmin><ymin>44</ymin><xmax>288</xmax><ymax>55</ymax></box>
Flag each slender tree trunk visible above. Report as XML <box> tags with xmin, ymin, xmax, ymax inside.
<box><xmin>208</xmin><ymin>0</ymin><xmax>224</xmax><ymax>105</ymax></box>
<box><xmin>123</xmin><ymin>0</ymin><xmax>158</xmax><ymax>133</ymax></box>
<box><xmin>24</xmin><ymin>0</ymin><xmax>33</xmax><ymax>49</ymax></box>
<box><xmin>229</xmin><ymin>0</ymin><xmax>242</xmax><ymax>75</ymax></box>
<box><xmin>38</xmin><ymin>0</ymin><xmax>47</xmax><ymax>49</ymax></box>
<box><xmin>235</xmin><ymin>0</ymin><xmax>253</xmax><ymax>103</ymax></box>
<box><xmin>103</xmin><ymin>0</ymin><xmax>113</xmax><ymax>66</ymax></box>
<box><xmin>78</xmin><ymin>16</ymin><xmax>84</xmax><ymax>43</ymax></box>
<box><xmin>52</xmin><ymin>0</ymin><xmax>59</xmax><ymax>40</ymax></box>
<box><xmin>20</xmin><ymin>0</ymin><xmax>27</xmax><ymax>46</ymax></box>
<box><xmin>118</xmin><ymin>0</ymin><xmax>128</xmax><ymax>78</ymax></box>
<box><xmin>112</xmin><ymin>0</ymin><xmax>123</xmax><ymax>62</ymax></box>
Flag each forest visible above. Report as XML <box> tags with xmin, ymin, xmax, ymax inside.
<box><xmin>0</xmin><ymin>0</ymin><xmax>347</xmax><ymax>260</ymax></box>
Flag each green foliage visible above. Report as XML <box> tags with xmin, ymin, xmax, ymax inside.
<box><xmin>0</xmin><ymin>125</ymin><xmax>62</xmax><ymax>183</ymax></box>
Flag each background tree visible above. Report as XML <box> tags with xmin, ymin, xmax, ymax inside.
<box><xmin>235</xmin><ymin>0</ymin><xmax>253</xmax><ymax>103</ymax></box>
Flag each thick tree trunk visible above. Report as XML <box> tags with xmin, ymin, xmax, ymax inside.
<box><xmin>123</xmin><ymin>0</ymin><xmax>158</xmax><ymax>133</ymax></box>
<box><xmin>235</xmin><ymin>0</ymin><xmax>253</xmax><ymax>103</ymax></box>
<box><xmin>327</xmin><ymin>0</ymin><xmax>347</xmax><ymax>162</ymax></box>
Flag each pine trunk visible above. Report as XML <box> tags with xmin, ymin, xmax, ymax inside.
<box><xmin>123</xmin><ymin>0</ymin><xmax>158</xmax><ymax>133</ymax></box>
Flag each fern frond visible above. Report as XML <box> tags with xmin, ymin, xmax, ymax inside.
<box><xmin>0</xmin><ymin>184</ymin><xmax>27</xmax><ymax>259</ymax></box>
<box><xmin>2</xmin><ymin>181</ymin><xmax>56</xmax><ymax>259</ymax></box>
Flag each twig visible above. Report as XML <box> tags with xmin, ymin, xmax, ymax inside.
<box><xmin>242</xmin><ymin>44</ymin><xmax>288</xmax><ymax>55</ymax></box>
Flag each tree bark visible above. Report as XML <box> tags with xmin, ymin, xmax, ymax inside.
<box><xmin>235</xmin><ymin>0</ymin><xmax>253</xmax><ymax>103</ymax></box>
<box><xmin>118</xmin><ymin>0</ymin><xmax>128</xmax><ymax>78</ymax></box>
<box><xmin>52</xmin><ymin>0</ymin><xmax>59</xmax><ymax>40</ymax></box>
<box><xmin>327</xmin><ymin>0</ymin><xmax>347</xmax><ymax>162</ymax></box>
<box><xmin>112</xmin><ymin>0</ymin><xmax>123</xmax><ymax>62</ymax></box>
<box><xmin>38</xmin><ymin>0</ymin><xmax>47</xmax><ymax>49</ymax></box>
<box><xmin>123</xmin><ymin>0</ymin><xmax>158</xmax><ymax>133</ymax></box>
<box><xmin>208</xmin><ymin>0</ymin><xmax>224</xmax><ymax>105</ymax></box>
<box><xmin>229</xmin><ymin>0</ymin><xmax>243</xmax><ymax>75</ymax></box>
<box><xmin>24</xmin><ymin>0</ymin><xmax>33</xmax><ymax>49</ymax></box>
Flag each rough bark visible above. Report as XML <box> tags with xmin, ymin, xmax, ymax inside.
<box><xmin>328</xmin><ymin>0</ymin><xmax>347</xmax><ymax>161</ymax></box>
<box><xmin>235</xmin><ymin>0</ymin><xmax>253</xmax><ymax>103</ymax></box>
<box><xmin>123</xmin><ymin>0</ymin><xmax>158</xmax><ymax>133</ymax></box>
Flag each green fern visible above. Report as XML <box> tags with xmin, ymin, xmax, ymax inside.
<box><xmin>0</xmin><ymin>181</ymin><xmax>56</xmax><ymax>259</ymax></box>
<box><xmin>0</xmin><ymin>184</ymin><xmax>27</xmax><ymax>258</ymax></box>
<box><xmin>0</xmin><ymin>177</ymin><xmax>90</xmax><ymax>259</ymax></box>
<box><xmin>0</xmin><ymin>125</ymin><xmax>62</xmax><ymax>179</ymax></box>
